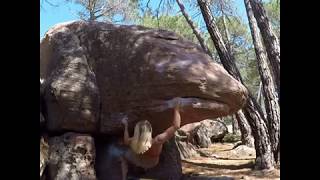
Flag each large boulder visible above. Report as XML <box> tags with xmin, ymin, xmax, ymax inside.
<box><xmin>40</xmin><ymin>21</ymin><xmax>248</xmax><ymax>135</ymax></box>
<box><xmin>170</xmin><ymin>120</ymin><xmax>229</xmax><ymax>159</ymax></box>
<box><xmin>193</xmin><ymin>120</ymin><xmax>228</xmax><ymax>147</ymax></box>
<box><xmin>179</xmin><ymin>120</ymin><xmax>228</xmax><ymax>148</ymax></box>
<box><xmin>175</xmin><ymin>135</ymin><xmax>200</xmax><ymax>159</ymax></box>
<box><xmin>47</xmin><ymin>133</ymin><xmax>96</xmax><ymax>180</ymax></box>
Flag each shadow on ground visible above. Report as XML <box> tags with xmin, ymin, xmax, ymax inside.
<box><xmin>181</xmin><ymin>143</ymin><xmax>280</xmax><ymax>180</ymax></box>
<box><xmin>182</xmin><ymin>175</ymin><xmax>235</xmax><ymax>180</ymax></box>
<box><xmin>182</xmin><ymin>160</ymin><xmax>254</xmax><ymax>170</ymax></box>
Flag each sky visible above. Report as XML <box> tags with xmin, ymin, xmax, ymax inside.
<box><xmin>40</xmin><ymin>0</ymin><xmax>248</xmax><ymax>39</ymax></box>
<box><xmin>40</xmin><ymin>0</ymin><xmax>82</xmax><ymax>38</ymax></box>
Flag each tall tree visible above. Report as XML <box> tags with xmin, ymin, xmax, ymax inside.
<box><xmin>66</xmin><ymin>0</ymin><xmax>138</xmax><ymax>22</ymax></box>
<box><xmin>234</xmin><ymin>111</ymin><xmax>254</xmax><ymax>147</ymax></box>
<box><xmin>214</xmin><ymin>15</ymin><xmax>261</xmax><ymax>95</ymax></box>
<box><xmin>231</xmin><ymin>115</ymin><xmax>240</xmax><ymax>135</ymax></box>
<box><xmin>249</xmin><ymin>0</ymin><xmax>280</xmax><ymax>94</ymax></box>
<box><xmin>264</xmin><ymin>0</ymin><xmax>280</xmax><ymax>39</ymax></box>
<box><xmin>215</xmin><ymin>2</ymin><xmax>259</xmax><ymax>145</ymax></box>
<box><xmin>214</xmin><ymin>0</ymin><xmax>256</xmax><ymax>148</ymax></box>
<box><xmin>244</xmin><ymin>0</ymin><xmax>280</xmax><ymax>163</ymax></box>
<box><xmin>214</xmin><ymin>0</ymin><xmax>235</xmax><ymax>50</ymax></box>
<box><xmin>256</xmin><ymin>82</ymin><xmax>262</xmax><ymax>103</ymax></box>
<box><xmin>197</xmin><ymin>0</ymin><xmax>274</xmax><ymax>169</ymax></box>
<box><xmin>175</xmin><ymin>0</ymin><xmax>212</xmax><ymax>57</ymax></box>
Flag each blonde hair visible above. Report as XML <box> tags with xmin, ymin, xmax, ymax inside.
<box><xmin>130</xmin><ymin>120</ymin><xmax>153</xmax><ymax>154</ymax></box>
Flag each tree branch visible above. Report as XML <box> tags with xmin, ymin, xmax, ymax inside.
<box><xmin>175</xmin><ymin>0</ymin><xmax>213</xmax><ymax>58</ymax></box>
<box><xmin>156</xmin><ymin>0</ymin><xmax>164</xmax><ymax>28</ymax></box>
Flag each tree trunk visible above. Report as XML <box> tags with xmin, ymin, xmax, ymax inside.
<box><xmin>242</xmin><ymin>97</ymin><xmax>274</xmax><ymax>169</ymax></box>
<box><xmin>197</xmin><ymin>0</ymin><xmax>274</xmax><ymax>169</ymax></box>
<box><xmin>249</xmin><ymin>0</ymin><xmax>280</xmax><ymax>94</ymax></box>
<box><xmin>245</xmin><ymin>0</ymin><xmax>280</xmax><ymax>163</ymax></box>
<box><xmin>232</xmin><ymin>115</ymin><xmax>240</xmax><ymax>135</ymax></box>
<box><xmin>257</xmin><ymin>82</ymin><xmax>262</xmax><ymax>101</ymax></box>
<box><xmin>220</xmin><ymin>6</ymin><xmax>232</xmax><ymax>54</ymax></box>
<box><xmin>198</xmin><ymin>0</ymin><xmax>242</xmax><ymax>80</ymax></box>
<box><xmin>256</xmin><ymin>82</ymin><xmax>266</xmax><ymax>116</ymax></box>
<box><xmin>235</xmin><ymin>111</ymin><xmax>254</xmax><ymax>147</ymax></box>
<box><xmin>175</xmin><ymin>0</ymin><xmax>213</xmax><ymax>57</ymax></box>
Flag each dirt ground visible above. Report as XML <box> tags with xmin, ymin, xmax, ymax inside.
<box><xmin>181</xmin><ymin>143</ymin><xmax>280</xmax><ymax>180</ymax></box>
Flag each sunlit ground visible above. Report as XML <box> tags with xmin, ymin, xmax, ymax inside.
<box><xmin>181</xmin><ymin>143</ymin><xmax>280</xmax><ymax>180</ymax></box>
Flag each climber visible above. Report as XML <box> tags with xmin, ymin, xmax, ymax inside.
<box><xmin>119</xmin><ymin>97</ymin><xmax>182</xmax><ymax>180</ymax></box>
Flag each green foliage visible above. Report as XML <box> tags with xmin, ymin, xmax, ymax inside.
<box><xmin>223</xmin><ymin>133</ymin><xmax>241</xmax><ymax>143</ymax></box>
<box><xmin>264</xmin><ymin>0</ymin><xmax>280</xmax><ymax>38</ymax></box>
<box><xmin>222</xmin><ymin>116</ymin><xmax>233</xmax><ymax>125</ymax></box>
<box><xmin>66</xmin><ymin>0</ymin><xmax>139</xmax><ymax>23</ymax></box>
<box><xmin>214</xmin><ymin>16</ymin><xmax>260</xmax><ymax>94</ymax></box>
<box><xmin>138</xmin><ymin>14</ymin><xmax>198</xmax><ymax>42</ymax></box>
<box><xmin>216</xmin><ymin>16</ymin><xmax>251</xmax><ymax>49</ymax></box>
<box><xmin>238</xmin><ymin>50</ymin><xmax>260</xmax><ymax>94</ymax></box>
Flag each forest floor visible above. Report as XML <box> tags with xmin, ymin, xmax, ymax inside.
<box><xmin>181</xmin><ymin>143</ymin><xmax>280</xmax><ymax>180</ymax></box>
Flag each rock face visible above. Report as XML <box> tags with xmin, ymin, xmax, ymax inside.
<box><xmin>47</xmin><ymin>133</ymin><xmax>96</xmax><ymax>180</ymax></box>
<box><xmin>175</xmin><ymin>136</ymin><xmax>200</xmax><ymax>159</ymax></box>
<box><xmin>41</xmin><ymin>21</ymin><xmax>249</xmax><ymax>180</ymax></box>
<box><xmin>231</xmin><ymin>145</ymin><xmax>256</xmax><ymax>158</ymax></box>
<box><xmin>179</xmin><ymin>120</ymin><xmax>228</xmax><ymax>148</ymax></box>
<box><xmin>193</xmin><ymin>120</ymin><xmax>228</xmax><ymax>147</ymax></box>
<box><xmin>175</xmin><ymin>120</ymin><xmax>228</xmax><ymax>160</ymax></box>
<box><xmin>40</xmin><ymin>21</ymin><xmax>248</xmax><ymax>135</ymax></box>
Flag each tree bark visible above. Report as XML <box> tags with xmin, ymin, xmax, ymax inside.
<box><xmin>220</xmin><ymin>4</ymin><xmax>232</xmax><ymax>54</ymax></box>
<box><xmin>256</xmin><ymin>82</ymin><xmax>262</xmax><ymax>103</ymax></box>
<box><xmin>249</xmin><ymin>0</ymin><xmax>280</xmax><ymax>94</ymax></box>
<box><xmin>197</xmin><ymin>0</ymin><xmax>274</xmax><ymax>169</ymax></box>
<box><xmin>232</xmin><ymin>115</ymin><xmax>240</xmax><ymax>135</ymax></box>
<box><xmin>88</xmin><ymin>0</ymin><xmax>95</xmax><ymax>21</ymax></box>
<box><xmin>235</xmin><ymin>111</ymin><xmax>254</xmax><ymax>147</ymax></box>
<box><xmin>198</xmin><ymin>0</ymin><xmax>242</xmax><ymax>80</ymax></box>
<box><xmin>242</xmin><ymin>98</ymin><xmax>274</xmax><ymax>169</ymax></box>
<box><xmin>175</xmin><ymin>0</ymin><xmax>213</xmax><ymax>57</ymax></box>
<box><xmin>245</xmin><ymin>0</ymin><xmax>280</xmax><ymax>163</ymax></box>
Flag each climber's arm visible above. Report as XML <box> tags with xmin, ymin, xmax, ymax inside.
<box><xmin>121</xmin><ymin>117</ymin><xmax>131</xmax><ymax>145</ymax></box>
<box><xmin>153</xmin><ymin>98</ymin><xmax>181</xmax><ymax>144</ymax></box>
